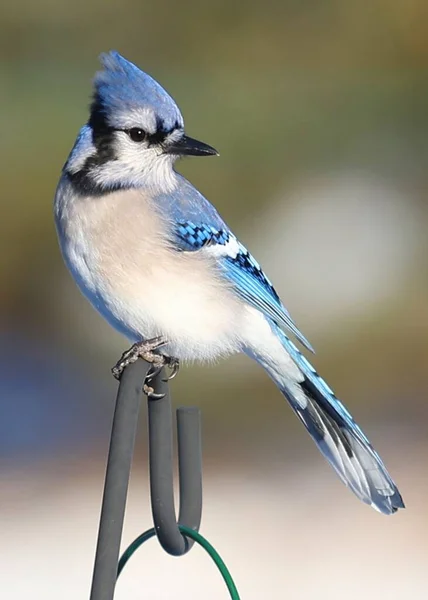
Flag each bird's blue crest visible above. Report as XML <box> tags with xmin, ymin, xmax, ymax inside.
<box><xmin>91</xmin><ymin>51</ymin><xmax>183</xmax><ymax>132</ymax></box>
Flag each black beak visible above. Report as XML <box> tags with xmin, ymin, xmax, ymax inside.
<box><xmin>165</xmin><ymin>135</ymin><xmax>218</xmax><ymax>157</ymax></box>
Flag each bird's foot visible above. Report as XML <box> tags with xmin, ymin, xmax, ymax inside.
<box><xmin>112</xmin><ymin>336</ymin><xmax>168</xmax><ymax>380</ymax></box>
<box><xmin>112</xmin><ymin>337</ymin><xmax>180</xmax><ymax>399</ymax></box>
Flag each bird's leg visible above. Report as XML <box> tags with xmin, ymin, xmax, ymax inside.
<box><xmin>111</xmin><ymin>336</ymin><xmax>180</xmax><ymax>398</ymax></box>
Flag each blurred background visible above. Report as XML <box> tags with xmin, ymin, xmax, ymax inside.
<box><xmin>1</xmin><ymin>1</ymin><xmax>428</xmax><ymax>598</ymax></box>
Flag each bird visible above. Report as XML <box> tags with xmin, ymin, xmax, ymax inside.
<box><xmin>54</xmin><ymin>51</ymin><xmax>404</xmax><ymax>515</ymax></box>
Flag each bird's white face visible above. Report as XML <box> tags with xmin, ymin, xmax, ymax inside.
<box><xmin>90</xmin><ymin>112</ymin><xmax>185</xmax><ymax>193</ymax></box>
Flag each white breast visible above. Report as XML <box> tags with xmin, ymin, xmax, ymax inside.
<box><xmin>54</xmin><ymin>181</ymin><xmax>245</xmax><ymax>361</ymax></box>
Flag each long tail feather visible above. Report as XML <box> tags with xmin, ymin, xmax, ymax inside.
<box><xmin>253</xmin><ymin>323</ymin><xmax>404</xmax><ymax>515</ymax></box>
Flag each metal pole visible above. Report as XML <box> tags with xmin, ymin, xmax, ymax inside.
<box><xmin>89</xmin><ymin>359</ymin><xmax>151</xmax><ymax>600</ymax></box>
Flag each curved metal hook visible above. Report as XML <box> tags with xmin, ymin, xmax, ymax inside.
<box><xmin>147</xmin><ymin>367</ymin><xmax>202</xmax><ymax>555</ymax></box>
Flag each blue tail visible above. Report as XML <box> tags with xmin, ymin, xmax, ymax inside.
<box><xmin>255</xmin><ymin>324</ymin><xmax>404</xmax><ymax>514</ymax></box>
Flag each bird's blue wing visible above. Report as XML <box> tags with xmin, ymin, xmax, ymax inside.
<box><xmin>172</xmin><ymin>219</ymin><xmax>314</xmax><ymax>352</ymax></box>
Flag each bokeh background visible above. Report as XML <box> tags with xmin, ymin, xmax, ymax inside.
<box><xmin>1</xmin><ymin>1</ymin><xmax>428</xmax><ymax>598</ymax></box>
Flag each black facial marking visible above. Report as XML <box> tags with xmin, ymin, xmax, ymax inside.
<box><xmin>88</xmin><ymin>95</ymin><xmax>117</xmax><ymax>159</ymax></box>
<box><xmin>144</xmin><ymin>117</ymin><xmax>181</xmax><ymax>146</ymax></box>
<box><xmin>67</xmin><ymin>93</ymin><xmax>122</xmax><ymax>196</ymax></box>
<box><xmin>88</xmin><ymin>93</ymin><xmax>109</xmax><ymax>133</ymax></box>
<box><xmin>67</xmin><ymin>161</ymin><xmax>125</xmax><ymax>197</ymax></box>
<box><xmin>67</xmin><ymin>127</ymin><xmax>120</xmax><ymax>196</ymax></box>
<box><xmin>68</xmin><ymin>94</ymin><xmax>181</xmax><ymax>196</ymax></box>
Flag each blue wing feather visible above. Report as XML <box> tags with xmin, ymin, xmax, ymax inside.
<box><xmin>171</xmin><ymin>216</ymin><xmax>313</xmax><ymax>352</ymax></box>
<box><xmin>220</xmin><ymin>252</ymin><xmax>314</xmax><ymax>352</ymax></box>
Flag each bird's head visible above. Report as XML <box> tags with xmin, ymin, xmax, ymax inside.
<box><xmin>65</xmin><ymin>51</ymin><xmax>218</xmax><ymax>195</ymax></box>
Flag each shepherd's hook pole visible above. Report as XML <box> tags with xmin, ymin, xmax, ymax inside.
<box><xmin>89</xmin><ymin>359</ymin><xmax>151</xmax><ymax>600</ymax></box>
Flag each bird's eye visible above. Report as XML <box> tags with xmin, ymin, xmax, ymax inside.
<box><xmin>127</xmin><ymin>128</ymin><xmax>146</xmax><ymax>143</ymax></box>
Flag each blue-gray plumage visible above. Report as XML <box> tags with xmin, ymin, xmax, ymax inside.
<box><xmin>54</xmin><ymin>51</ymin><xmax>404</xmax><ymax>515</ymax></box>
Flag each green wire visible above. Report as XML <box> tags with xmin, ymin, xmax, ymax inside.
<box><xmin>117</xmin><ymin>528</ymin><xmax>157</xmax><ymax>577</ymax></box>
<box><xmin>117</xmin><ymin>525</ymin><xmax>241</xmax><ymax>600</ymax></box>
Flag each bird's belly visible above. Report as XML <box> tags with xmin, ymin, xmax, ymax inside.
<box><xmin>67</xmin><ymin>239</ymin><xmax>243</xmax><ymax>361</ymax></box>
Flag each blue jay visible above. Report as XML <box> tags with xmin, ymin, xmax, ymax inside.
<box><xmin>54</xmin><ymin>51</ymin><xmax>404</xmax><ymax>515</ymax></box>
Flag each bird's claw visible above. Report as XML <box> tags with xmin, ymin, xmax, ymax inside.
<box><xmin>145</xmin><ymin>364</ymin><xmax>164</xmax><ymax>382</ymax></box>
<box><xmin>143</xmin><ymin>383</ymin><xmax>166</xmax><ymax>400</ymax></box>
<box><xmin>162</xmin><ymin>357</ymin><xmax>180</xmax><ymax>382</ymax></box>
